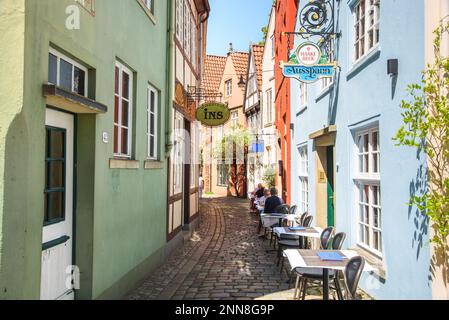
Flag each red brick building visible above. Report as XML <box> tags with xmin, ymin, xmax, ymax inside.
<box><xmin>274</xmin><ymin>0</ymin><xmax>298</xmax><ymax>203</ymax></box>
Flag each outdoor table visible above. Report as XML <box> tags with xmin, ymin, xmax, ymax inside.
<box><xmin>260</xmin><ymin>213</ymin><xmax>300</xmax><ymax>228</ymax></box>
<box><xmin>283</xmin><ymin>249</ymin><xmax>375</xmax><ymax>300</ymax></box>
<box><xmin>273</xmin><ymin>226</ymin><xmax>323</xmax><ymax>239</ymax></box>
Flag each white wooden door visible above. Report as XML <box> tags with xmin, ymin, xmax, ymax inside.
<box><xmin>41</xmin><ymin>108</ymin><xmax>74</xmax><ymax>300</ymax></box>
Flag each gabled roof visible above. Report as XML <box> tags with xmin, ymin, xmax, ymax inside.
<box><xmin>230</xmin><ymin>51</ymin><xmax>250</xmax><ymax>80</ymax></box>
<box><xmin>203</xmin><ymin>54</ymin><xmax>227</xmax><ymax>93</ymax></box>
<box><xmin>251</xmin><ymin>44</ymin><xmax>265</xmax><ymax>90</ymax></box>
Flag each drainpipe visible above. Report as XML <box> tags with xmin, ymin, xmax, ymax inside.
<box><xmin>165</xmin><ymin>0</ymin><xmax>174</xmax><ymax>157</ymax></box>
<box><xmin>442</xmin><ymin>0</ymin><xmax>449</xmax><ymax>57</ymax></box>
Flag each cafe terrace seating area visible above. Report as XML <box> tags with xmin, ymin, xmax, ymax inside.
<box><xmin>254</xmin><ymin>203</ymin><xmax>374</xmax><ymax>300</ymax></box>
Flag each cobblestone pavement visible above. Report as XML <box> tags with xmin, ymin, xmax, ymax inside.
<box><xmin>127</xmin><ymin>197</ymin><xmax>371</xmax><ymax>300</ymax></box>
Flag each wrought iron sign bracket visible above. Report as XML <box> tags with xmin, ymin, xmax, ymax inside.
<box><xmin>187</xmin><ymin>85</ymin><xmax>223</xmax><ymax>103</ymax></box>
<box><xmin>285</xmin><ymin>0</ymin><xmax>341</xmax><ymax>59</ymax></box>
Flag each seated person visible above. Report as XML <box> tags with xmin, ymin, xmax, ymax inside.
<box><xmin>263</xmin><ymin>187</ymin><xmax>284</xmax><ymax>214</ymax></box>
<box><xmin>255</xmin><ymin>183</ymin><xmax>265</xmax><ymax>199</ymax></box>
<box><xmin>256</xmin><ymin>189</ymin><xmax>271</xmax><ymax>214</ymax></box>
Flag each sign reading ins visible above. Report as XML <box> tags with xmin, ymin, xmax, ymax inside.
<box><xmin>281</xmin><ymin>42</ymin><xmax>336</xmax><ymax>84</ymax></box>
<box><xmin>196</xmin><ymin>102</ymin><xmax>231</xmax><ymax>127</ymax></box>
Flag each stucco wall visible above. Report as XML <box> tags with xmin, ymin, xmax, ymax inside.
<box><xmin>291</xmin><ymin>0</ymin><xmax>431</xmax><ymax>299</ymax></box>
<box><xmin>1</xmin><ymin>0</ymin><xmax>170</xmax><ymax>299</ymax></box>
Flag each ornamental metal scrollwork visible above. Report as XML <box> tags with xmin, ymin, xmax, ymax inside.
<box><xmin>298</xmin><ymin>0</ymin><xmax>335</xmax><ymax>37</ymax></box>
<box><xmin>285</xmin><ymin>0</ymin><xmax>340</xmax><ymax>60</ymax></box>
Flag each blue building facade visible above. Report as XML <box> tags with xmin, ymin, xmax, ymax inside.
<box><xmin>290</xmin><ymin>0</ymin><xmax>432</xmax><ymax>299</ymax></box>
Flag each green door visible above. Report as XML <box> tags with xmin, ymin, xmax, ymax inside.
<box><xmin>326</xmin><ymin>146</ymin><xmax>335</xmax><ymax>227</ymax></box>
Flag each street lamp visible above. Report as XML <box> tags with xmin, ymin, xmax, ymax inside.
<box><xmin>238</xmin><ymin>75</ymin><xmax>246</xmax><ymax>88</ymax></box>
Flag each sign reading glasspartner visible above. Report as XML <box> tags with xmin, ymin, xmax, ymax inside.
<box><xmin>281</xmin><ymin>42</ymin><xmax>336</xmax><ymax>83</ymax></box>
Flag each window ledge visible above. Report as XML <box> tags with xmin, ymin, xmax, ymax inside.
<box><xmin>144</xmin><ymin>160</ymin><xmax>164</xmax><ymax>170</ymax></box>
<box><xmin>136</xmin><ymin>0</ymin><xmax>156</xmax><ymax>25</ymax></box>
<box><xmin>296</xmin><ymin>105</ymin><xmax>308</xmax><ymax>116</ymax></box>
<box><xmin>347</xmin><ymin>46</ymin><xmax>381</xmax><ymax>80</ymax></box>
<box><xmin>109</xmin><ymin>158</ymin><xmax>140</xmax><ymax>169</ymax></box>
<box><xmin>315</xmin><ymin>84</ymin><xmax>334</xmax><ymax>103</ymax></box>
<box><xmin>350</xmin><ymin>245</ymin><xmax>386</xmax><ymax>280</ymax></box>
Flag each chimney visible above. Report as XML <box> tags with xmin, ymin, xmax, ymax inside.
<box><xmin>228</xmin><ymin>42</ymin><xmax>234</xmax><ymax>56</ymax></box>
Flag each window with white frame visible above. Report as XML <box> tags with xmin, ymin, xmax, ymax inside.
<box><xmin>48</xmin><ymin>49</ymin><xmax>88</xmax><ymax>97</ymax></box>
<box><xmin>299</xmin><ymin>82</ymin><xmax>307</xmax><ymax>108</ymax></box>
<box><xmin>355</xmin><ymin>127</ymin><xmax>382</xmax><ymax>255</ymax></box>
<box><xmin>176</xmin><ymin>0</ymin><xmax>183</xmax><ymax>42</ymax></box>
<box><xmin>147</xmin><ymin>84</ymin><xmax>158</xmax><ymax>159</ymax></box>
<box><xmin>174</xmin><ymin>112</ymin><xmax>184</xmax><ymax>193</ymax></box>
<box><xmin>354</xmin><ymin>0</ymin><xmax>380</xmax><ymax>63</ymax></box>
<box><xmin>217</xmin><ymin>163</ymin><xmax>229</xmax><ymax>187</ymax></box>
<box><xmin>298</xmin><ymin>145</ymin><xmax>309</xmax><ymax>213</ymax></box>
<box><xmin>225</xmin><ymin>79</ymin><xmax>232</xmax><ymax>97</ymax></box>
<box><xmin>320</xmin><ymin>39</ymin><xmax>334</xmax><ymax>90</ymax></box>
<box><xmin>231</xmin><ymin>111</ymin><xmax>238</xmax><ymax>127</ymax></box>
<box><xmin>183</xmin><ymin>0</ymin><xmax>190</xmax><ymax>57</ymax></box>
<box><xmin>271</xmin><ymin>35</ymin><xmax>275</xmax><ymax>58</ymax></box>
<box><xmin>190</xmin><ymin>123</ymin><xmax>198</xmax><ymax>188</ymax></box>
<box><xmin>266</xmin><ymin>89</ymin><xmax>273</xmax><ymax>124</ymax></box>
<box><xmin>142</xmin><ymin>0</ymin><xmax>154</xmax><ymax>14</ymax></box>
<box><xmin>114</xmin><ymin>62</ymin><xmax>133</xmax><ymax>158</ymax></box>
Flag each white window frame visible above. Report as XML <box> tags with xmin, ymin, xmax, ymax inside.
<box><xmin>353</xmin><ymin>0</ymin><xmax>380</xmax><ymax>64</ymax></box>
<box><xmin>298</xmin><ymin>144</ymin><xmax>309</xmax><ymax>214</ymax></box>
<box><xmin>176</xmin><ymin>0</ymin><xmax>183</xmax><ymax>42</ymax></box>
<box><xmin>271</xmin><ymin>35</ymin><xmax>275</xmax><ymax>59</ymax></box>
<box><xmin>173</xmin><ymin>112</ymin><xmax>184</xmax><ymax>193</ymax></box>
<box><xmin>225</xmin><ymin>79</ymin><xmax>232</xmax><ymax>97</ymax></box>
<box><xmin>143</xmin><ymin>0</ymin><xmax>154</xmax><ymax>13</ymax></box>
<box><xmin>217</xmin><ymin>162</ymin><xmax>229</xmax><ymax>187</ymax></box>
<box><xmin>231</xmin><ymin>111</ymin><xmax>239</xmax><ymax>127</ymax></box>
<box><xmin>299</xmin><ymin>82</ymin><xmax>308</xmax><ymax>108</ymax></box>
<box><xmin>114</xmin><ymin>62</ymin><xmax>133</xmax><ymax>158</ymax></box>
<box><xmin>147</xmin><ymin>84</ymin><xmax>158</xmax><ymax>160</ymax></box>
<box><xmin>266</xmin><ymin>89</ymin><xmax>273</xmax><ymax>124</ymax></box>
<box><xmin>320</xmin><ymin>39</ymin><xmax>334</xmax><ymax>91</ymax></box>
<box><xmin>49</xmin><ymin>48</ymin><xmax>88</xmax><ymax>96</ymax></box>
<box><xmin>354</xmin><ymin>126</ymin><xmax>382</xmax><ymax>257</ymax></box>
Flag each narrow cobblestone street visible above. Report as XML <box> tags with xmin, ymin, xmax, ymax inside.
<box><xmin>127</xmin><ymin>196</ymin><xmax>374</xmax><ymax>301</ymax></box>
<box><xmin>127</xmin><ymin>197</ymin><xmax>296</xmax><ymax>300</ymax></box>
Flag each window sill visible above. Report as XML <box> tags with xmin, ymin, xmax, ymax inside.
<box><xmin>353</xmin><ymin>176</ymin><xmax>380</xmax><ymax>183</ymax></box>
<box><xmin>109</xmin><ymin>158</ymin><xmax>140</xmax><ymax>170</ymax></box>
<box><xmin>315</xmin><ymin>84</ymin><xmax>334</xmax><ymax>103</ymax></box>
<box><xmin>296</xmin><ymin>105</ymin><xmax>308</xmax><ymax>116</ymax></box>
<box><xmin>144</xmin><ymin>160</ymin><xmax>164</xmax><ymax>170</ymax></box>
<box><xmin>136</xmin><ymin>0</ymin><xmax>156</xmax><ymax>25</ymax></box>
<box><xmin>347</xmin><ymin>46</ymin><xmax>381</xmax><ymax>80</ymax></box>
<box><xmin>351</xmin><ymin>245</ymin><xmax>386</xmax><ymax>280</ymax></box>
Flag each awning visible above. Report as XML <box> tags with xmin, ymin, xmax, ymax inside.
<box><xmin>43</xmin><ymin>84</ymin><xmax>107</xmax><ymax>114</ymax></box>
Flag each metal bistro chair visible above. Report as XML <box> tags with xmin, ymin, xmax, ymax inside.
<box><xmin>294</xmin><ymin>232</ymin><xmax>347</xmax><ymax>300</ymax></box>
<box><xmin>298</xmin><ymin>211</ymin><xmax>309</xmax><ymax>226</ymax></box>
<box><xmin>342</xmin><ymin>256</ymin><xmax>365</xmax><ymax>300</ymax></box>
<box><xmin>268</xmin><ymin>204</ymin><xmax>290</xmax><ymax>247</ymax></box>
<box><xmin>276</xmin><ymin>215</ymin><xmax>315</xmax><ymax>271</ymax></box>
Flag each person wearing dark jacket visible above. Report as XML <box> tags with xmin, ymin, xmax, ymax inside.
<box><xmin>263</xmin><ymin>187</ymin><xmax>283</xmax><ymax>213</ymax></box>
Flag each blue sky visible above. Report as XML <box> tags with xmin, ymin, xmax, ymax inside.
<box><xmin>206</xmin><ymin>0</ymin><xmax>273</xmax><ymax>56</ymax></box>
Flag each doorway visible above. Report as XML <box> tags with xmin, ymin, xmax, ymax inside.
<box><xmin>183</xmin><ymin>119</ymin><xmax>191</xmax><ymax>227</ymax></box>
<box><xmin>41</xmin><ymin>108</ymin><xmax>75</xmax><ymax>300</ymax></box>
<box><xmin>326</xmin><ymin>146</ymin><xmax>335</xmax><ymax>227</ymax></box>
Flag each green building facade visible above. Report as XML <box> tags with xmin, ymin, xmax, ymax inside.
<box><xmin>0</xmin><ymin>0</ymin><xmax>174</xmax><ymax>299</ymax></box>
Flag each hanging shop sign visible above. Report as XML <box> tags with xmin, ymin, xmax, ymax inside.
<box><xmin>281</xmin><ymin>42</ymin><xmax>336</xmax><ymax>83</ymax></box>
<box><xmin>196</xmin><ymin>102</ymin><xmax>231</xmax><ymax>127</ymax></box>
